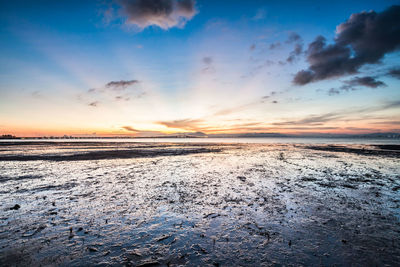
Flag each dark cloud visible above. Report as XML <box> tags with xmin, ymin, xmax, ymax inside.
<box><xmin>88</xmin><ymin>101</ymin><xmax>99</xmax><ymax>107</ymax></box>
<box><xmin>84</xmin><ymin>80</ymin><xmax>141</xmax><ymax>106</ymax></box>
<box><xmin>106</xmin><ymin>80</ymin><xmax>139</xmax><ymax>90</ymax></box>
<box><xmin>294</xmin><ymin>5</ymin><xmax>400</xmax><ymax>85</ymax></box>
<box><xmin>117</xmin><ymin>0</ymin><xmax>197</xmax><ymax>30</ymax></box>
<box><xmin>327</xmin><ymin>76</ymin><xmax>386</xmax><ymax>96</ymax></box>
<box><xmin>344</xmin><ymin>76</ymin><xmax>386</xmax><ymax>88</ymax></box>
<box><xmin>388</xmin><ymin>67</ymin><xmax>400</xmax><ymax>79</ymax></box>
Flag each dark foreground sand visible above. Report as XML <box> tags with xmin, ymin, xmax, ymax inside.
<box><xmin>0</xmin><ymin>142</ymin><xmax>399</xmax><ymax>266</ymax></box>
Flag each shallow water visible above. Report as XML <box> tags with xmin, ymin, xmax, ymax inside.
<box><xmin>0</xmin><ymin>142</ymin><xmax>399</xmax><ymax>266</ymax></box>
<box><xmin>4</xmin><ymin>137</ymin><xmax>400</xmax><ymax>144</ymax></box>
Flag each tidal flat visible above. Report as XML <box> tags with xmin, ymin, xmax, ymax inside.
<box><xmin>0</xmin><ymin>141</ymin><xmax>399</xmax><ymax>266</ymax></box>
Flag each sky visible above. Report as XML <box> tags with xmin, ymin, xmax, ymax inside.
<box><xmin>0</xmin><ymin>0</ymin><xmax>400</xmax><ymax>137</ymax></box>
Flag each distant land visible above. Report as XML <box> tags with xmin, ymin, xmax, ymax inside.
<box><xmin>1</xmin><ymin>132</ymin><xmax>400</xmax><ymax>140</ymax></box>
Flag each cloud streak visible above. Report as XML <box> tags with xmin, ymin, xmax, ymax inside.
<box><xmin>106</xmin><ymin>80</ymin><xmax>139</xmax><ymax>90</ymax></box>
<box><xmin>88</xmin><ymin>101</ymin><xmax>99</xmax><ymax>107</ymax></box>
<box><xmin>158</xmin><ymin>119</ymin><xmax>203</xmax><ymax>130</ymax></box>
<box><xmin>122</xmin><ymin>126</ymin><xmax>139</xmax><ymax>132</ymax></box>
<box><xmin>344</xmin><ymin>76</ymin><xmax>386</xmax><ymax>88</ymax></box>
<box><xmin>272</xmin><ymin>100</ymin><xmax>400</xmax><ymax>126</ymax></box>
<box><xmin>327</xmin><ymin>76</ymin><xmax>386</xmax><ymax>95</ymax></box>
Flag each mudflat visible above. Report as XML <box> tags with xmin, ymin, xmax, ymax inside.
<box><xmin>0</xmin><ymin>142</ymin><xmax>399</xmax><ymax>266</ymax></box>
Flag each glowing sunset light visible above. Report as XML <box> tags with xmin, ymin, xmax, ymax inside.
<box><xmin>0</xmin><ymin>1</ymin><xmax>399</xmax><ymax>137</ymax></box>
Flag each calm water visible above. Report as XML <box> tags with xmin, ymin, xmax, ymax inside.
<box><xmin>3</xmin><ymin>137</ymin><xmax>400</xmax><ymax>144</ymax></box>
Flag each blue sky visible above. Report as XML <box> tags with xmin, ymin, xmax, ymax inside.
<box><xmin>0</xmin><ymin>0</ymin><xmax>399</xmax><ymax>136</ymax></box>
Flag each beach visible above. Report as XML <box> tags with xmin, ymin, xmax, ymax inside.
<box><xmin>0</xmin><ymin>141</ymin><xmax>399</xmax><ymax>266</ymax></box>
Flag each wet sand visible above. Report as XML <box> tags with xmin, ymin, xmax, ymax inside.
<box><xmin>0</xmin><ymin>142</ymin><xmax>399</xmax><ymax>266</ymax></box>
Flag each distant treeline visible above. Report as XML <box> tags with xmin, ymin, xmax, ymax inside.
<box><xmin>0</xmin><ymin>135</ymin><xmax>19</xmax><ymax>139</ymax></box>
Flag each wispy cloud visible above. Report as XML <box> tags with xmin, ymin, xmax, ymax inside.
<box><xmin>272</xmin><ymin>100</ymin><xmax>400</xmax><ymax>126</ymax></box>
<box><xmin>201</xmin><ymin>56</ymin><xmax>215</xmax><ymax>74</ymax></box>
<box><xmin>82</xmin><ymin>79</ymin><xmax>142</xmax><ymax>106</ymax></box>
<box><xmin>106</xmin><ymin>80</ymin><xmax>139</xmax><ymax>90</ymax></box>
<box><xmin>253</xmin><ymin>8</ymin><xmax>266</xmax><ymax>20</ymax></box>
<box><xmin>272</xmin><ymin>112</ymin><xmax>341</xmax><ymax>126</ymax></box>
<box><xmin>269</xmin><ymin>42</ymin><xmax>281</xmax><ymax>50</ymax></box>
<box><xmin>157</xmin><ymin>119</ymin><xmax>204</xmax><ymax>131</ymax></box>
<box><xmin>344</xmin><ymin>76</ymin><xmax>386</xmax><ymax>88</ymax></box>
<box><xmin>31</xmin><ymin>91</ymin><xmax>43</xmax><ymax>98</ymax></box>
<box><xmin>286</xmin><ymin>32</ymin><xmax>302</xmax><ymax>44</ymax></box>
<box><xmin>88</xmin><ymin>101</ymin><xmax>99</xmax><ymax>107</ymax></box>
<box><xmin>122</xmin><ymin>126</ymin><xmax>139</xmax><ymax>132</ymax></box>
<box><xmin>326</xmin><ymin>76</ymin><xmax>386</xmax><ymax>95</ymax></box>
<box><xmin>286</xmin><ymin>43</ymin><xmax>303</xmax><ymax>63</ymax></box>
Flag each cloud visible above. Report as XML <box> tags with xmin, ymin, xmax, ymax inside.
<box><xmin>115</xmin><ymin>96</ymin><xmax>131</xmax><ymax>101</ymax></box>
<box><xmin>106</xmin><ymin>80</ymin><xmax>139</xmax><ymax>90</ymax></box>
<box><xmin>273</xmin><ymin>100</ymin><xmax>400</xmax><ymax>126</ymax></box>
<box><xmin>388</xmin><ymin>67</ymin><xmax>400</xmax><ymax>79</ymax></box>
<box><xmin>158</xmin><ymin>118</ymin><xmax>203</xmax><ymax>130</ymax></box>
<box><xmin>31</xmin><ymin>91</ymin><xmax>42</xmax><ymax>98</ymax></box>
<box><xmin>293</xmin><ymin>5</ymin><xmax>400</xmax><ymax>85</ymax></box>
<box><xmin>328</xmin><ymin>88</ymin><xmax>340</xmax><ymax>96</ymax></box>
<box><xmin>269</xmin><ymin>42</ymin><xmax>281</xmax><ymax>50</ymax></box>
<box><xmin>371</xmin><ymin>120</ymin><xmax>400</xmax><ymax>125</ymax></box>
<box><xmin>202</xmin><ymin>56</ymin><xmax>215</xmax><ymax>73</ymax></box>
<box><xmin>286</xmin><ymin>43</ymin><xmax>303</xmax><ymax>63</ymax></box>
<box><xmin>117</xmin><ymin>0</ymin><xmax>197</xmax><ymax>30</ymax></box>
<box><xmin>344</xmin><ymin>76</ymin><xmax>386</xmax><ymax>88</ymax></box>
<box><xmin>122</xmin><ymin>126</ymin><xmax>139</xmax><ymax>132</ymax></box>
<box><xmin>273</xmin><ymin>112</ymin><xmax>341</xmax><ymax>126</ymax></box>
<box><xmin>83</xmin><ymin>80</ymin><xmax>142</xmax><ymax>107</ymax></box>
<box><xmin>202</xmin><ymin>57</ymin><xmax>212</xmax><ymax>65</ymax></box>
<box><xmin>383</xmin><ymin>100</ymin><xmax>400</xmax><ymax>109</ymax></box>
<box><xmin>327</xmin><ymin>76</ymin><xmax>386</xmax><ymax>95</ymax></box>
<box><xmin>253</xmin><ymin>8</ymin><xmax>266</xmax><ymax>20</ymax></box>
<box><xmin>286</xmin><ymin>32</ymin><xmax>302</xmax><ymax>44</ymax></box>
<box><xmin>89</xmin><ymin>101</ymin><xmax>99</xmax><ymax>107</ymax></box>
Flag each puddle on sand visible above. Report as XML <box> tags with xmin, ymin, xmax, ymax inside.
<box><xmin>0</xmin><ymin>142</ymin><xmax>399</xmax><ymax>266</ymax></box>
